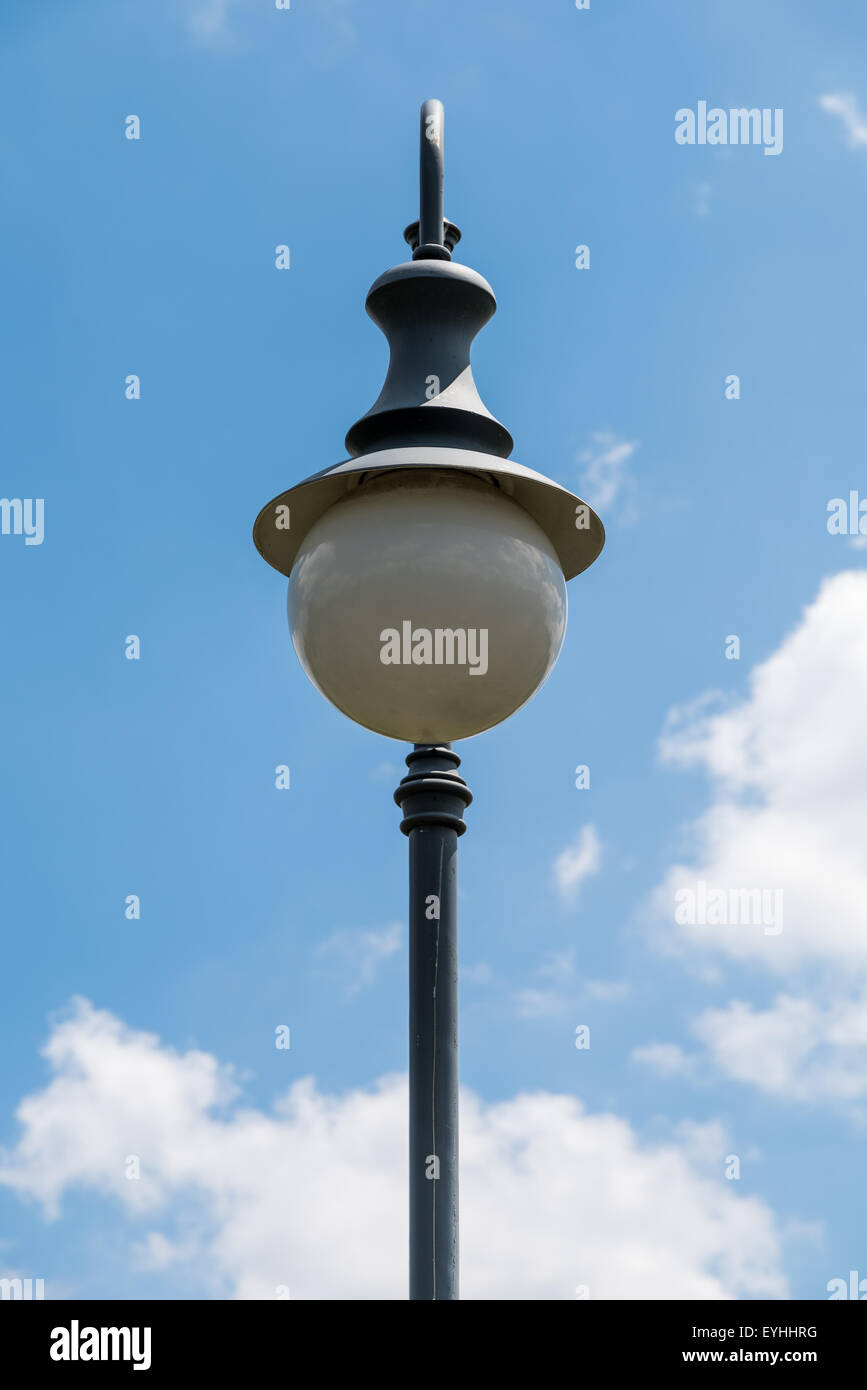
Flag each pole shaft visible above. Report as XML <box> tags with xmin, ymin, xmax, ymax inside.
<box><xmin>419</xmin><ymin>98</ymin><xmax>445</xmax><ymax>251</ymax></box>
<box><xmin>409</xmin><ymin>815</ymin><xmax>458</xmax><ymax>1298</ymax></box>
<box><xmin>395</xmin><ymin>744</ymin><xmax>471</xmax><ymax>1301</ymax></box>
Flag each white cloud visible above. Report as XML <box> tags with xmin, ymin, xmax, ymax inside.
<box><xmin>819</xmin><ymin>93</ymin><xmax>867</xmax><ymax>148</ymax></box>
<box><xmin>553</xmin><ymin>825</ymin><xmax>601</xmax><ymax>902</ymax></box>
<box><xmin>585</xmin><ymin>978</ymin><xmax>630</xmax><ymax>1003</ymax></box>
<box><xmin>646</xmin><ymin>572</ymin><xmax>867</xmax><ymax>1110</ymax></box>
<box><xmin>513</xmin><ymin>987</ymin><xmax>570</xmax><ymax>1020</ymax></box>
<box><xmin>187</xmin><ymin>0</ymin><xmax>235</xmax><ymax>44</ymax></box>
<box><xmin>695</xmin><ymin>181</ymin><xmax>713</xmax><ymax>216</ymax></box>
<box><xmin>632</xmin><ymin>1043</ymin><xmax>697</xmax><ymax>1080</ymax></box>
<box><xmin>514</xmin><ymin>949</ymin><xmax>628</xmax><ymax>1018</ymax></box>
<box><xmin>0</xmin><ymin>1000</ymin><xmax>789</xmax><ymax>1300</ymax></box>
<box><xmin>462</xmin><ymin>962</ymin><xmax>493</xmax><ymax>985</ymax></box>
<box><xmin>307</xmin><ymin>0</ymin><xmax>359</xmax><ymax>67</ymax></box>
<box><xmin>185</xmin><ymin>0</ymin><xmax>355</xmax><ymax>50</ymax></box>
<box><xmin>693</xmin><ymin>994</ymin><xmax>867</xmax><ymax>1111</ymax></box>
<box><xmin>577</xmin><ymin>432</ymin><xmax>638</xmax><ymax>512</ymax></box>
<box><xmin>314</xmin><ymin>924</ymin><xmax>401</xmax><ymax>998</ymax></box>
<box><xmin>653</xmin><ymin>572</ymin><xmax>867</xmax><ymax>975</ymax></box>
<box><xmin>514</xmin><ymin>948</ymin><xmax>577</xmax><ymax>1017</ymax></box>
<box><xmin>537</xmin><ymin>947</ymin><xmax>579</xmax><ymax>982</ymax></box>
<box><xmin>369</xmin><ymin>761</ymin><xmax>400</xmax><ymax>782</ymax></box>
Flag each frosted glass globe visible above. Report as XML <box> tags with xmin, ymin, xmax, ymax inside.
<box><xmin>288</xmin><ymin>471</ymin><xmax>567</xmax><ymax>742</ymax></box>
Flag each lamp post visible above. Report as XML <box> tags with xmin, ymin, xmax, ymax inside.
<box><xmin>253</xmin><ymin>99</ymin><xmax>604</xmax><ymax>1301</ymax></box>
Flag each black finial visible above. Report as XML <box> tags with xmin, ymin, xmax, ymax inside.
<box><xmin>343</xmin><ymin>98</ymin><xmax>511</xmax><ymax>460</ymax></box>
<box><xmin>406</xmin><ymin>99</ymin><xmax>461</xmax><ymax>261</ymax></box>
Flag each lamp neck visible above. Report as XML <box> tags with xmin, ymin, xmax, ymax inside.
<box><xmin>394</xmin><ymin>745</ymin><xmax>473</xmax><ymax>837</ymax></box>
<box><xmin>344</xmin><ymin>99</ymin><xmax>514</xmax><ymax>461</ymax></box>
<box><xmin>344</xmin><ymin>260</ymin><xmax>513</xmax><ymax>459</ymax></box>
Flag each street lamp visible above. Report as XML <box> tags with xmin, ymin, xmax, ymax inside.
<box><xmin>253</xmin><ymin>99</ymin><xmax>604</xmax><ymax>1300</ymax></box>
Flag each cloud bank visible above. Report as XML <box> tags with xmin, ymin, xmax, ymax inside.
<box><xmin>0</xmin><ymin>999</ymin><xmax>787</xmax><ymax>1299</ymax></box>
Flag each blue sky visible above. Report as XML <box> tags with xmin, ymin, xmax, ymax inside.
<box><xmin>1</xmin><ymin>0</ymin><xmax>866</xmax><ymax>1299</ymax></box>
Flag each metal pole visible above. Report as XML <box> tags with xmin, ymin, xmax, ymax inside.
<box><xmin>418</xmin><ymin>98</ymin><xmax>445</xmax><ymax>252</ymax></box>
<box><xmin>394</xmin><ymin>744</ymin><xmax>471</xmax><ymax>1300</ymax></box>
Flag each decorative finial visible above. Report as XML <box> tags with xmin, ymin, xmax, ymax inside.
<box><xmin>402</xmin><ymin>99</ymin><xmax>461</xmax><ymax>261</ymax></box>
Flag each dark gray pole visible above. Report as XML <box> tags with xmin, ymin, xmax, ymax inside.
<box><xmin>418</xmin><ymin>98</ymin><xmax>445</xmax><ymax>253</ymax></box>
<box><xmin>394</xmin><ymin>744</ymin><xmax>472</xmax><ymax>1300</ymax></box>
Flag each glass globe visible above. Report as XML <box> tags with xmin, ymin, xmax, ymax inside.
<box><xmin>288</xmin><ymin>470</ymin><xmax>567</xmax><ymax>742</ymax></box>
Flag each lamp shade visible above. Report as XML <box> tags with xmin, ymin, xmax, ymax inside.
<box><xmin>288</xmin><ymin>470</ymin><xmax>567</xmax><ymax>742</ymax></box>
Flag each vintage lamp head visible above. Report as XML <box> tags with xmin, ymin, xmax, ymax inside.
<box><xmin>253</xmin><ymin>100</ymin><xmax>604</xmax><ymax>742</ymax></box>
